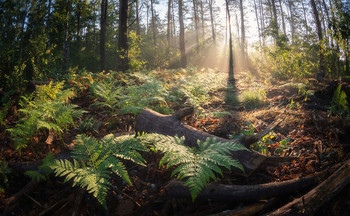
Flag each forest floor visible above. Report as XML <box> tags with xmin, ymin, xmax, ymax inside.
<box><xmin>1</xmin><ymin>69</ymin><xmax>350</xmax><ymax>215</ymax></box>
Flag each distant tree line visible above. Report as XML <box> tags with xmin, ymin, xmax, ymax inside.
<box><xmin>0</xmin><ymin>0</ymin><xmax>349</xmax><ymax>93</ymax></box>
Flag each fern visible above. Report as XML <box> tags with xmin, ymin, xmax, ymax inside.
<box><xmin>24</xmin><ymin>152</ymin><xmax>55</xmax><ymax>181</ymax></box>
<box><xmin>149</xmin><ymin>135</ymin><xmax>248</xmax><ymax>201</ymax></box>
<box><xmin>50</xmin><ymin>133</ymin><xmax>148</xmax><ymax>208</ymax></box>
<box><xmin>7</xmin><ymin>82</ymin><xmax>85</xmax><ymax>153</ymax></box>
<box><xmin>331</xmin><ymin>84</ymin><xmax>348</xmax><ymax>114</ymax></box>
<box><xmin>90</xmin><ymin>82</ymin><xmax>122</xmax><ymax>115</ymax></box>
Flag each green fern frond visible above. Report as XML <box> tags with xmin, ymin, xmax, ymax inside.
<box><xmin>154</xmin><ymin>135</ymin><xmax>248</xmax><ymax>201</ymax></box>
<box><xmin>51</xmin><ymin>133</ymin><xmax>149</xmax><ymax>209</ymax></box>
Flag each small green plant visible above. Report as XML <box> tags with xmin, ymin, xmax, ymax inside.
<box><xmin>330</xmin><ymin>84</ymin><xmax>348</xmax><ymax>114</ymax></box>
<box><xmin>7</xmin><ymin>81</ymin><xmax>85</xmax><ymax>153</ymax></box>
<box><xmin>24</xmin><ymin>152</ymin><xmax>55</xmax><ymax>181</ymax></box>
<box><xmin>152</xmin><ymin>135</ymin><xmax>248</xmax><ymax>201</ymax></box>
<box><xmin>288</xmin><ymin>99</ymin><xmax>300</xmax><ymax>109</ymax></box>
<box><xmin>77</xmin><ymin>116</ymin><xmax>102</xmax><ymax>133</ymax></box>
<box><xmin>119</xmin><ymin>73</ymin><xmax>171</xmax><ymax>115</ymax></box>
<box><xmin>91</xmin><ymin>82</ymin><xmax>122</xmax><ymax>115</ymax></box>
<box><xmin>251</xmin><ymin>132</ymin><xmax>291</xmax><ymax>155</ymax></box>
<box><xmin>240</xmin><ymin>89</ymin><xmax>266</xmax><ymax>109</ymax></box>
<box><xmin>50</xmin><ymin>134</ymin><xmax>148</xmax><ymax>209</ymax></box>
<box><xmin>0</xmin><ymin>160</ymin><xmax>11</xmax><ymax>193</ymax></box>
<box><xmin>230</xmin><ymin>122</ymin><xmax>255</xmax><ymax>139</ymax></box>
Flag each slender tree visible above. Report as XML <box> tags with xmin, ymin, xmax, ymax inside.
<box><xmin>239</xmin><ymin>0</ymin><xmax>245</xmax><ymax>62</ymax></box>
<box><xmin>253</xmin><ymin>0</ymin><xmax>262</xmax><ymax>48</ymax></box>
<box><xmin>225</xmin><ymin>0</ymin><xmax>234</xmax><ymax>83</ymax></box>
<box><xmin>167</xmin><ymin>0</ymin><xmax>172</xmax><ymax>58</ymax></box>
<box><xmin>310</xmin><ymin>0</ymin><xmax>325</xmax><ymax>76</ymax></box>
<box><xmin>208</xmin><ymin>0</ymin><xmax>216</xmax><ymax>43</ymax></box>
<box><xmin>192</xmin><ymin>0</ymin><xmax>200</xmax><ymax>52</ymax></box>
<box><xmin>118</xmin><ymin>0</ymin><xmax>129</xmax><ymax>71</ymax></box>
<box><xmin>100</xmin><ymin>0</ymin><xmax>107</xmax><ymax>72</ymax></box>
<box><xmin>179</xmin><ymin>0</ymin><xmax>187</xmax><ymax>68</ymax></box>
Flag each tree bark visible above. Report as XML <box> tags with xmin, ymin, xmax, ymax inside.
<box><xmin>310</xmin><ymin>0</ymin><xmax>325</xmax><ymax>74</ymax></box>
<box><xmin>136</xmin><ymin>0</ymin><xmax>140</xmax><ymax>36</ymax></box>
<box><xmin>167</xmin><ymin>0</ymin><xmax>172</xmax><ymax>58</ymax></box>
<box><xmin>100</xmin><ymin>0</ymin><xmax>107</xmax><ymax>72</ymax></box>
<box><xmin>192</xmin><ymin>0</ymin><xmax>200</xmax><ymax>53</ymax></box>
<box><xmin>167</xmin><ymin>165</ymin><xmax>337</xmax><ymax>202</ymax></box>
<box><xmin>118</xmin><ymin>0</ymin><xmax>129</xmax><ymax>71</ymax></box>
<box><xmin>150</xmin><ymin>0</ymin><xmax>157</xmax><ymax>52</ymax></box>
<box><xmin>225</xmin><ymin>0</ymin><xmax>234</xmax><ymax>83</ymax></box>
<box><xmin>208</xmin><ymin>0</ymin><xmax>216</xmax><ymax>44</ymax></box>
<box><xmin>253</xmin><ymin>0</ymin><xmax>262</xmax><ymax>49</ymax></box>
<box><xmin>135</xmin><ymin>109</ymin><xmax>293</xmax><ymax>176</ymax></box>
<box><xmin>239</xmin><ymin>0</ymin><xmax>245</xmax><ymax>63</ymax></box>
<box><xmin>268</xmin><ymin>159</ymin><xmax>350</xmax><ymax>215</ymax></box>
<box><xmin>179</xmin><ymin>0</ymin><xmax>187</xmax><ymax>68</ymax></box>
<box><xmin>278</xmin><ymin>0</ymin><xmax>286</xmax><ymax>35</ymax></box>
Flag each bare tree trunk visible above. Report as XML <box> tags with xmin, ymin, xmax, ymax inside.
<box><xmin>136</xmin><ymin>0</ymin><xmax>140</xmax><ymax>36</ymax></box>
<box><xmin>179</xmin><ymin>0</ymin><xmax>187</xmax><ymax>68</ymax></box>
<box><xmin>287</xmin><ymin>0</ymin><xmax>294</xmax><ymax>43</ymax></box>
<box><xmin>310</xmin><ymin>0</ymin><xmax>325</xmax><ymax>74</ymax></box>
<box><xmin>192</xmin><ymin>0</ymin><xmax>200</xmax><ymax>52</ymax></box>
<box><xmin>278</xmin><ymin>0</ymin><xmax>286</xmax><ymax>35</ymax></box>
<box><xmin>253</xmin><ymin>0</ymin><xmax>262</xmax><ymax>49</ymax></box>
<box><xmin>301</xmin><ymin>0</ymin><xmax>310</xmax><ymax>39</ymax></box>
<box><xmin>100</xmin><ymin>0</ymin><xmax>107</xmax><ymax>72</ymax></box>
<box><xmin>239</xmin><ymin>0</ymin><xmax>245</xmax><ymax>63</ymax></box>
<box><xmin>270</xmin><ymin>0</ymin><xmax>279</xmax><ymax>45</ymax></box>
<box><xmin>225</xmin><ymin>0</ymin><xmax>234</xmax><ymax>83</ymax></box>
<box><xmin>260</xmin><ymin>0</ymin><xmax>266</xmax><ymax>46</ymax></box>
<box><xmin>199</xmin><ymin>0</ymin><xmax>205</xmax><ymax>38</ymax></box>
<box><xmin>118</xmin><ymin>0</ymin><xmax>129</xmax><ymax>71</ymax></box>
<box><xmin>167</xmin><ymin>0</ymin><xmax>172</xmax><ymax>59</ymax></box>
<box><xmin>150</xmin><ymin>0</ymin><xmax>157</xmax><ymax>52</ymax></box>
<box><xmin>208</xmin><ymin>0</ymin><xmax>216</xmax><ymax>44</ymax></box>
<box><xmin>63</xmin><ymin>0</ymin><xmax>70</xmax><ymax>74</ymax></box>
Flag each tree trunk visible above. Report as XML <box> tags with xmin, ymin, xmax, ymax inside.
<box><xmin>278</xmin><ymin>0</ymin><xmax>286</xmax><ymax>35</ymax></box>
<box><xmin>253</xmin><ymin>0</ymin><xmax>262</xmax><ymax>49</ymax></box>
<box><xmin>167</xmin><ymin>0</ymin><xmax>172</xmax><ymax>59</ymax></box>
<box><xmin>63</xmin><ymin>0</ymin><xmax>70</xmax><ymax>74</ymax></box>
<box><xmin>134</xmin><ymin>109</ymin><xmax>294</xmax><ymax>176</ymax></box>
<box><xmin>310</xmin><ymin>0</ymin><xmax>325</xmax><ymax>74</ymax></box>
<box><xmin>118</xmin><ymin>0</ymin><xmax>129</xmax><ymax>71</ymax></box>
<box><xmin>192</xmin><ymin>0</ymin><xmax>200</xmax><ymax>53</ymax></box>
<box><xmin>226</xmin><ymin>0</ymin><xmax>234</xmax><ymax>83</ymax></box>
<box><xmin>260</xmin><ymin>0</ymin><xmax>266</xmax><ymax>46</ymax></box>
<box><xmin>208</xmin><ymin>0</ymin><xmax>216</xmax><ymax>44</ymax></box>
<box><xmin>270</xmin><ymin>0</ymin><xmax>279</xmax><ymax>45</ymax></box>
<box><xmin>239</xmin><ymin>0</ymin><xmax>245</xmax><ymax>63</ymax></box>
<box><xmin>167</xmin><ymin>166</ymin><xmax>336</xmax><ymax>201</ymax></box>
<box><xmin>150</xmin><ymin>0</ymin><xmax>157</xmax><ymax>52</ymax></box>
<box><xmin>100</xmin><ymin>0</ymin><xmax>107</xmax><ymax>72</ymax></box>
<box><xmin>136</xmin><ymin>0</ymin><xmax>140</xmax><ymax>36</ymax></box>
<box><xmin>199</xmin><ymin>0</ymin><xmax>205</xmax><ymax>38</ymax></box>
<box><xmin>268</xmin><ymin>159</ymin><xmax>350</xmax><ymax>215</ymax></box>
<box><xmin>179</xmin><ymin>0</ymin><xmax>187</xmax><ymax>68</ymax></box>
<box><xmin>301</xmin><ymin>0</ymin><xmax>310</xmax><ymax>39</ymax></box>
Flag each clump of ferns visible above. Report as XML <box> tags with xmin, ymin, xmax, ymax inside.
<box><xmin>148</xmin><ymin>135</ymin><xmax>248</xmax><ymax>201</ymax></box>
<box><xmin>119</xmin><ymin>75</ymin><xmax>172</xmax><ymax>115</ymax></box>
<box><xmin>7</xmin><ymin>81</ymin><xmax>85</xmax><ymax>154</ymax></box>
<box><xmin>50</xmin><ymin>133</ymin><xmax>149</xmax><ymax>209</ymax></box>
<box><xmin>90</xmin><ymin>81</ymin><xmax>123</xmax><ymax>116</ymax></box>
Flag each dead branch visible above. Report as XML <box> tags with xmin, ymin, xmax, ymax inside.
<box><xmin>135</xmin><ymin>109</ymin><xmax>293</xmax><ymax>176</ymax></box>
<box><xmin>166</xmin><ymin>165</ymin><xmax>338</xmax><ymax>202</ymax></box>
<box><xmin>268</xmin><ymin>159</ymin><xmax>350</xmax><ymax>215</ymax></box>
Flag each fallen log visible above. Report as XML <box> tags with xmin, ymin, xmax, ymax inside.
<box><xmin>135</xmin><ymin>108</ymin><xmax>293</xmax><ymax>176</ymax></box>
<box><xmin>267</xmin><ymin>159</ymin><xmax>350</xmax><ymax>215</ymax></box>
<box><xmin>166</xmin><ymin>165</ymin><xmax>337</xmax><ymax>202</ymax></box>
